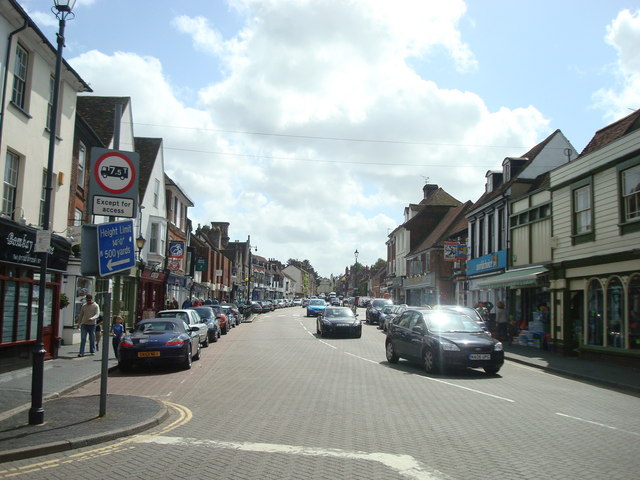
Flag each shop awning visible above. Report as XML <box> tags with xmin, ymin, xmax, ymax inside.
<box><xmin>475</xmin><ymin>266</ymin><xmax>548</xmax><ymax>289</ymax></box>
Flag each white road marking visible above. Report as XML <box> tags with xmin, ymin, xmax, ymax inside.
<box><xmin>302</xmin><ymin>319</ymin><xmax>515</xmax><ymax>402</ymax></box>
<box><xmin>138</xmin><ymin>435</ymin><xmax>451</xmax><ymax>480</ymax></box>
<box><xmin>556</xmin><ymin>412</ymin><xmax>640</xmax><ymax>437</ymax></box>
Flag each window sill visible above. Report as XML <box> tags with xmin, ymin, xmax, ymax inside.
<box><xmin>619</xmin><ymin>220</ymin><xmax>640</xmax><ymax>235</ymax></box>
<box><xmin>8</xmin><ymin>101</ymin><xmax>32</xmax><ymax>119</ymax></box>
<box><xmin>571</xmin><ymin>232</ymin><xmax>594</xmax><ymax>245</ymax></box>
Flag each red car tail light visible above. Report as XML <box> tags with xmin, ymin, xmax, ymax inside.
<box><xmin>166</xmin><ymin>337</ymin><xmax>185</xmax><ymax>346</ymax></box>
<box><xmin>120</xmin><ymin>338</ymin><xmax>134</xmax><ymax>348</ymax></box>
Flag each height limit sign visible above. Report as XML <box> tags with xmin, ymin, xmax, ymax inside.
<box><xmin>89</xmin><ymin>148</ymin><xmax>139</xmax><ymax>218</ymax></box>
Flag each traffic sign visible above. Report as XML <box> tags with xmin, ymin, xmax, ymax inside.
<box><xmin>97</xmin><ymin>220</ymin><xmax>135</xmax><ymax>276</ymax></box>
<box><xmin>89</xmin><ymin>148</ymin><xmax>139</xmax><ymax>218</ymax></box>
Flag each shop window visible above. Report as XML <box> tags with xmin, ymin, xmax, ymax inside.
<box><xmin>587</xmin><ymin>279</ymin><xmax>603</xmax><ymax>346</ymax></box>
<box><xmin>629</xmin><ymin>275</ymin><xmax>640</xmax><ymax>350</ymax></box>
<box><xmin>606</xmin><ymin>277</ymin><xmax>624</xmax><ymax>348</ymax></box>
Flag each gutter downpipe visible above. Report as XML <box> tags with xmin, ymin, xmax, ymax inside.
<box><xmin>0</xmin><ymin>20</ymin><xmax>29</xmax><ymax>156</ymax></box>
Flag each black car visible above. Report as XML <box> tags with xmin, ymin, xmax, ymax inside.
<box><xmin>365</xmin><ymin>298</ymin><xmax>393</xmax><ymax>324</ymax></box>
<box><xmin>190</xmin><ymin>306</ymin><xmax>221</xmax><ymax>343</ymax></box>
<box><xmin>385</xmin><ymin>308</ymin><xmax>504</xmax><ymax>375</ymax></box>
<box><xmin>316</xmin><ymin>307</ymin><xmax>362</xmax><ymax>338</ymax></box>
<box><xmin>118</xmin><ymin>318</ymin><xmax>201</xmax><ymax>371</ymax></box>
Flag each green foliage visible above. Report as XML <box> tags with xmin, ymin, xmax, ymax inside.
<box><xmin>60</xmin><ymin>292</ymin><xmax>70</xmax><ymax>309</ymax></box>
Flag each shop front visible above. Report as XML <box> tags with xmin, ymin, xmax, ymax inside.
<box><xmin>137</xmin><ymin>268</ymin><xmax>168</xmax><ymax>322</ymax></box>
<box><xmin>403</xmin><ymin>273</ymin><xmax>436</xmax><ymax>306</ymax></box>
<box><xmin>0</xmin><ymin>218</ymin><xmax>70</xmax><ymax>367</ymax></box>
<box><xmin>551</xmin><ymin>255</ymin><xmax>640</xmax><ymax>361</ymax></box>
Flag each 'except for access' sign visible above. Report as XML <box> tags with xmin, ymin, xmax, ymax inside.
<box><xmin>92</xmin><ymin>196</ymin><xmax>135</xmax><ymax>217</ymax></box>
<box><xmin>97</xmin><ymin>220</ymin><xmax>135</xmax><ymax>276</ymax></box>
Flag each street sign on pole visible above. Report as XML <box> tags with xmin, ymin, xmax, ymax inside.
<box><xmin>97</xmin><ymin>220</ymin><xmax>135</xmax><ymax>276</ymax></box>
<box><xmin>89</xmin><ymin>148</ymin><xmax>139</xmax><ymax>218</ymax></box>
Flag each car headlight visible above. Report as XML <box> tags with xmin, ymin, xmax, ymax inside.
<box><xmin>494</xmin><ymin>342</ymin><xmax>504</xmax><ymax>352</ymax></box>
<box><xmin>440</xmin><ymin>341</ymin><xmax>460</xmax><ymax>351</ymax></box>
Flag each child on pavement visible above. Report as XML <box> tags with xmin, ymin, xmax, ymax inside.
<box><xmin>111</xmin><ymin>316</ymin><xmax>125</xmax><ymax>359</ymax></box>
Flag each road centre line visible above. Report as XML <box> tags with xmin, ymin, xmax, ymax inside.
<box><xmin>138</xmin><ymin>435</ymin><xmax>450</xmax><ymax>480</ymax></box>
<box><xmin>556</xmin><ymin>412</ymin><xmax>640</xmax><ymax>437</ymax></box>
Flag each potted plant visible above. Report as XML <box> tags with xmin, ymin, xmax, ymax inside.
<box><xmin>60</xmin><ymin>292</ymin><xmax>70</xmax><ymax>309</ymax></box>
<box><xmin>71</xmin><ymin>244</ymin><xmax>81</xmax><ymax>257</ymax></box>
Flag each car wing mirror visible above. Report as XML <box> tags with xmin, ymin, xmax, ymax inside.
<box><xmin>411</xmin><ymin>325</ymin><xmax>425</xmax><ymax>333</ymax></box>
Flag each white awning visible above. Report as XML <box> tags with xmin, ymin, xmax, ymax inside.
<box><xmin>475</xmin><ymin>266</ymin><xmax>548</xmax><ymax>289</ymax></box>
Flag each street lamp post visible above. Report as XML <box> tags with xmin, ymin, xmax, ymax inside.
<box><xmin>29</xmin><ymin>0</ymin><xmax>76</xmax><ymax>425</ymax></box>
<box><xmin>29</xmin><ymin>0</ymin><xmax>77</xmax><ymax>426</ymax></box>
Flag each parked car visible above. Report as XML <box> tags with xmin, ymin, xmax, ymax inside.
<box><xmin>378</xmin><ymin>304</ymin><xmax>408</xmax><ymax>331</ymax></box>
<box><xmin>221</xmin><ymin>303</ymin><xmax>241</xmax><ymax>326</ymax></box>
<box><xmin>385</xmin><ymin>308</ymin><xmax>504</xmax><ymax>375</ymax></box>
<box><xmin>251</xmin><ymin>301</ymin><xmax>264</xmax><ymax>314</ymax></box>
<box><xmin>306</xmin><ymin>298</ymin><xmax>328</xmax><ymax>317</ymax></box>
<box><xmin>366</xmin><ymin>298</ymin><xmax>393</xmax><ymax>324</ymax></box>
<box><xmin>260</xmin><ymin>300</ymin><xmax>275</xmax><ymax>311</ymax></box>
<box><xmin>330</xmin><ymin>297</ymin><xmax>341</xmax><ymax>306</ymax></box>
<box><xmin>157</xmin><ymin>309</ymin><xmax>209</xmax><ymax>347</ymax></box>
<box><xmin>118</xmin><ymin>318</ymin><xmax>201</xmax><ymax>371</ymax></box>
<box><xmin>316</xmin><ymin>307</ymin><xmax>362</xmax><ymax>338</ymax></box>
<box><xmin>190</xmin><ymin>306</ymin><xmax>221</xmax><ymax>343</ymax></box>
<box><xmin>293</xmin><ymin>298</ymin><xmax>302</xmax><ymax>306</ymax></box>
<box><xmin>430</xmin><ymin>305</ymin><xmax>490</xmax><ymax>332</ymax></box>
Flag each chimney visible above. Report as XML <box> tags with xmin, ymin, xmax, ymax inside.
<box><xmin>423</xmin><ymin>183</ymin><xmax>439</xmax><ymax>200</ymax></box>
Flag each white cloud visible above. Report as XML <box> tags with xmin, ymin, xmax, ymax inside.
<box><xmin>593</xmin><ymin>9</ymin><xmax>640</xmax><ymax>121</ymax></box>
<box><xmin>70</xmin><ymin>0</ymin><xmax>551</xmax><ymax>276</ymax></box>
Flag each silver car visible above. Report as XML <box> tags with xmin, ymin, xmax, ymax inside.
<box><xmin>157</xmin><ymin>309</ymin><xmax>210</xmax><ymax>347</ymax></box>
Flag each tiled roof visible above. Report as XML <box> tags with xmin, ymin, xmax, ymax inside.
<box><xmin>579</xmin><ymin>109</ymin><xmax>640</xmax><ymax>157</ymax></box>
<box><xmin>410</xmin><ymin>201</ymin><xmax>472</xmax><ymax>254</ymax></box>
<box><xmin>134</xmin><ymin>137</ymin><xmax>162</xmax><ymax>202</ymax></box>
<box><xmin>76</xmin><ymin>96</ymin><xmax>131</xmax><ymax>147</ymax></box>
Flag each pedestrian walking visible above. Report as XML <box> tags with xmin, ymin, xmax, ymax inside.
<box><xmin>95</xmin><ymin>314</ymin><xmax>104</xmax><ymax>351</ymax></box>
<box><xmin>496</xmin><ymin>300</ymin><xmax>508</xmax><ymax>342</ymax></box>
<box><xmin>111</xmin><ymin>315</ymin><xmax>125</xmax><ymax>359</ymax></box>
<box><xmin>77</xmin><ymin>294</ymin><xmax>100</xmax><ymax>357</ymax></box>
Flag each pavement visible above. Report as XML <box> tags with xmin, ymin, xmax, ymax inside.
<box><xmin>1</xmin><ymin>333</ymin><xmax>639</xmax><ymax>464</ymax></box>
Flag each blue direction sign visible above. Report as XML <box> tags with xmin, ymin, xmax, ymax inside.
<box><xmin>97</xmin><ymin>220</ymin><xmax>135</xmax><ymax>276</ymax></box>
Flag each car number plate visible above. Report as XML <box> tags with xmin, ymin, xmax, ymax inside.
<box><xmin>337</xmin><ymin>323</ymin><xmax>351</xmax><ymax>327</ymax></box>
<box><xmin>469</xmin><ymin>353</ymin><xmax>491</xmax><ymax>360</ymax></box>
<box><xmin>138</xmin><ymin>351</ymin><xmax>160</xmax><ymax>358</ymax></box>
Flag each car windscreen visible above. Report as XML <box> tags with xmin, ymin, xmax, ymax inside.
<box><xmin>424</xmin><ymin>312</ymin><xmax>484</xmax><ymax>333</ymax></box>
<box><xmin>308</xmin><ymin>299</ymin><xmax>325</xmax><ymax>306</ymax></box>
<box><xmin>136</xmin><ymin>321</ymin><xmax>183</xmax><ymax>333</ymax></box>
<box><xmin>191</xmin><ymin>307</ymin><xmax>214</xmax><ymax>318</ymax></box>
<box><xmin>323</xmin><ymin>308</ymin><xmax>354</xmax><ymax>318</ymax></box>
<box><xmin>372</xmin><ymin>299</ymin><xmax>392</xmax><ymax>308</ymax></box>
<box><xmin>157</xmin><ymin>311</ymin><xmax>190</xmax><ymax>323</ymax></box>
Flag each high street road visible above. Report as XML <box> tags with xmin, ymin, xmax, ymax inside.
<box><xmin>2</xmin><ymin>307</ymin><xmax>639</xmax><ymax>479</ymax></box>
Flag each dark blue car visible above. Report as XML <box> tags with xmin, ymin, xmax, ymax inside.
<box><xmin>118</xmin><ymin>318</ymin><xmax>201</xmax><ymax>371</ymax></box>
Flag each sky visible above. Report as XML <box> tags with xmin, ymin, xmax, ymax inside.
<box><xmin>22</xmin><ymin>0</ymin><xmax>640</xmax><ymax>278</ymax></box>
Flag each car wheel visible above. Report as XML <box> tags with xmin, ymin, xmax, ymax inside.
<box><xmin>316</xmin><ymin>321</ymin><xmax>320</xmax><ymax>335</ymax></box>
<box><xmin>484</xmin><ymin>366</ymin><xmax>500</xmax><ymax>375</ymax></box>
<box><xmin>210</xmin><ymin>331</ymin><xmax>217</xmax><ymax>343</ymax></box>
<box><xmin>118</xmin><ymin>360</ymin><xmax>132</xmax><ymax>372</ymax></box>
<box><xmin>222</xmin><ymin>324</ymin><xmax>228</xmax><ymax>335</ymax></box>
<box><xmin>193</xmin><ymin>342</ymin><xmax>201</xmax><ymax>361</ymax></box>
<box><xmin>354</xmin><ymin>329</ymin><xmax>362</xmax><ymax>338</ymax></box>
<box><xmin>202</xmin><ymin>335</ymin><xmax>209</xmax><ymax>348</ymax></box>
<box><xmin>423</xmin><ymin>348</ymin><xmax>440</xmax><ymax>374</ymax></box>
<box><xmin>182</xmin><ymin>349</ymin><xmax>193</xmax><ymax>369</ymax></box>
<box><xmin>385</xmin><ymin>341</ymin><xmax>398</xmax><ymax>363</ymax></box>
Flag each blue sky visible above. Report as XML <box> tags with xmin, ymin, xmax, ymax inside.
<box><xmin>23</xmin><ymin>0</ymin><xmax>640</xmax><ymax>277</ymax></box>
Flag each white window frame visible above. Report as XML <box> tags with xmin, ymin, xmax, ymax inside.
<box><xmin>3</xmin><ymin>151</ymin><xmax>20</xmax><ymax>217</ymax></box>
<box><xmin>622</xmin><ymin>164</ymin><xmax>640</xmax><ymax>222</ymax></box>
<box><xmin>77</xmin><ymin>142</ymin><xmax>86</xmax><ymax>189</ymax></box>
<box><xmin>573</xmin><ymin>185</ymin><xmax>592</xmax><ymax>234</ymax></box>
<box><xmin>11</xmin><ymin>44</ymin><xmax>29</xmax><ymax>110</ymax></box>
